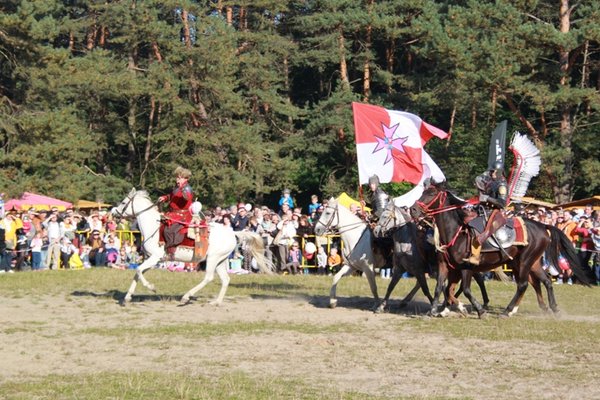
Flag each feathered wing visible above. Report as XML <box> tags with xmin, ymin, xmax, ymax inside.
<box><xmin>507</xmin><ymin>132</ymin><xmax>541</xmax><ymax>203</ymax></box>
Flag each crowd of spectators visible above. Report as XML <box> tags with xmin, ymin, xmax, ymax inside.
<box><xmin>518</xmin><ymin>204</ymin><xmax>600</xmax><ymax>285</ymax></box>
<box><xmin>0</xmin><ymin>200</ymin><xmax>143</xmax><ymax>274</ymax></box>
<box><xmin>0</xmin><ymin>190</ymin><xmax>348</xmax><ymax>276</ymax></box>
<box><xmin>1</xmin><ymin>190</ymin><xmax>598</xmax><ymax>286</ymax></box>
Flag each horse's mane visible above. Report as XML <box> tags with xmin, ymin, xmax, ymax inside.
<box><xmin>429</xmin><ymin>181</ymin><xmax>466</xmax><ymax>205</ymax></box>
<box><xmin>136</xmin><ymin>190</ymin><xmax>151</xmax><ymax>199</ymax></box>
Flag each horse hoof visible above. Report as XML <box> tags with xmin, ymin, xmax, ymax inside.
<box><xmin>180</xmin><ymin>295</ymin><xmax>191</xmax><ymax>305</ymax></box>
<box><xmin>209</xmin><ymin>300</ymin><xmax>222</xmax><ymax>306</ymax></box>
<box><xmin>329</xmin><ymin>300</ymin><xmax>338</xmax><ymax>309</ymax></box>
<box><xmin>439</xmin><ymin>308</ymin><xmax>451</xmax><ymax>318</ymax></box>
<box><xmin>483</xmin><ymin>303</ymin><xmax>490</xmax><ymax>311</ymax></box>
<box><xmin>457</xmin><ymin>303</ymin><xmax>469</xmax><ymax>317</ymax></box>
<box><xmin>477</xmin><ymin>310</ymin><xmax>488</xmax><ymax>319</ymax></box>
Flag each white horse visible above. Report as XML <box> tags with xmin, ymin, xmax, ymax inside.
<box><xmin>313</xmin><ymin>198</ymin><xmax>384</xmax><ymax>309</ymax></box>
<box><xmin>112</xmin><ymin>188</ymin><xmax>274</xmax><ymax>305</ymax></box>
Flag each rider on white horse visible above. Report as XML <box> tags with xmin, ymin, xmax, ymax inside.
<box><xmin>158</xmin><ymin>166</ymin><xmax>194</xmax><ymax>252</ymax></box>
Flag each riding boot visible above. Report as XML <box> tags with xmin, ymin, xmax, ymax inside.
<box><xmin>476</xmin><ymin>209</ymin><xmax>507</xmax><ymax>245</ymax></box>
<box><xmin>464</xmin><ymin>239</ymin><xmax>481</xmax><ymax>265</ymax></box>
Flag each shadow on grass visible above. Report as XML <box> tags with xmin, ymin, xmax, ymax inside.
<box><xmin>71</xmin><ymin>290</ymin><xmax>183</xmax><ymax>304</ymax></box>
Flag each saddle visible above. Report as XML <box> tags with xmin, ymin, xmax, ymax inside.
<box><xmin>160</xmin><ymin>213</ymin><xmax>210</xmax><ymax>263</ymax></box>
<box><xmin>467</xmin><ymin>214</ymin><xmax>528</xmax><ymax>251</ymax></box>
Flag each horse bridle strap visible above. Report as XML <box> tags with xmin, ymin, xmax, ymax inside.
<box><xmin>416</xmin><ymin>191</ymin><xmax>463</xmax><ymax>217</ymax></box>
<box><xmin>319</xmin><ymin>204</ymin><xmax>367</xmax><ymax>235</ymax></box>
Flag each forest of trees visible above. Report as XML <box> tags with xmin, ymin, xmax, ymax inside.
<box><xmin>1</xmin><ymin>0</ymin><xmax>599</xmax><ymax>208</ymax></box>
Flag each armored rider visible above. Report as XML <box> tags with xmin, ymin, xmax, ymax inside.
<box><xmin>466</xmin><ymin>161</ymin><xmax>508</xmax><ymax>265</ymax></box>
<box><xmin>158</xmin><ymin>166</ymin><xmax>194</xmax><ymax>251</ymax></box>
<box><xmin>366</xmin><ymin>174</ymin><xmax>389</xmax><ymax>221</ymax></box>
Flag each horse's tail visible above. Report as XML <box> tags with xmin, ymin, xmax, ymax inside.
<box><xmin>234</xmin><ymin>231</ymin><xmax>275</xmax><ymax>274</ymax></box>
<box><xmin>493</xmin><ymin>266</ymin><xmax>511</xmax><ymax>283</ymax></box>
<box><xmin>546</xmin><ymin>224</ymin><xmax>594</xmax><ymax>286</ymax></box>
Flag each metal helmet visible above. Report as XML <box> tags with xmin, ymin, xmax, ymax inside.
<box><xmin>490</xmin><ymin>161</ymin><xmax>504</xmax><ymax>174</ymax></box>
<box><xmin>368</xmin><ymin>175</ymin><xmax>380</xmax><ymax>186</ymax></box>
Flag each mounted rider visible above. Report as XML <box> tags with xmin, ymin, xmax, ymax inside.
<box><xmin>366</xmin><ymin>174</ymin><xmax>390</xmax><ymax>221</ymax></box>
<box><xmin>466</xmin><ymin>162</ymin><xmax>509</xmax><ymax>265</ymax></box>
<box><xmin>158</xmin><ymin>166</ymin><xmax>194</xmax><ymax>251</ymax></box>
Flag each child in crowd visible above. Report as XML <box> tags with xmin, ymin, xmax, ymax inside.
<box><xmin>327</xmin><ymin>247</ymin><xmax>342</xmax><ymax>275</ymax></box>
<box><xmin>30</xmin><ymin>232</ymin><xmax>44</xmax><ymax>270</ymax></box>
<box><xmin>286</xmin><ymin>241</ymin><xmax>302</xmax><ymax>275</ymax></box>
<box><xmin>80</xmin><ymin>245</ymin><xmax>92</xmax><ymax>268</ymax></box>
<box><xmin>316</xmin><ymin>245</ymin><xmax>327</xmax><ymax>276</ymax></box>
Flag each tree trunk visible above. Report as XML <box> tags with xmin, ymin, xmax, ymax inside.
<box><xmin>226</xmin><ymin>7</ymin><xmax>233</xmax><ymax>26</ymax></box>
<box><xmin>363</xmin><ymin>0</ymin><xmax>373</xmax><ymax>102</ymax></box>
<box><xmin>338</xmin><ymin>26</ymin><xmax>350</xmax><ymax>91</ymax></box>
<box><xmin>182</xmin><ymin>10</ymin><xmax>192</xmax><ymax>49</ymax></box>
<box><xmin>447</xmin><ymin>104</ymin><xmax>457</xmax><ymax>147</ymax></box>
<box><xmin>555</xmin><ymin>0</ymin><xmax>574</xmax><ymax>204</ymax></box>
<box><xmin>127</xmin><ymin>49</ymin><xmax>138</xmax><ymax>183</ymax></box>
<box><xmin>385</xmin><ymin>38</ymin><xmax>395</xmax><ymax>94</ymax></box>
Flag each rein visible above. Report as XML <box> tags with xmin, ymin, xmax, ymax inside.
<box><xmin>113</xmin><ymin>191</ymin><xmax>161</xmax><ymax>250</ymax></box>
<box><xmin>318</xmin><ymin>204</ymin><xmax>368</xmax><ymax>235</ymax></box>
<box><xmin>415</xmin><ymin>189</ymin><xmax>470</xmax><ymax>269</ymax></box>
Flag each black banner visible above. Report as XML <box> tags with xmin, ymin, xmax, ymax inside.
<box><xmin>488</xmin><ymin>120</ymin><xmax>507</xmax><ymax>171</ymax></box>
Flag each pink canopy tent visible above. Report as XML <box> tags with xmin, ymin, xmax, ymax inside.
<box><xmin>4</xmin><ymin>192</ymin><xmax>73</xmax><ymax>212</ymax></box>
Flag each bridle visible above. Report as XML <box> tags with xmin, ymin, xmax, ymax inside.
<box><xmin>317</xmin><ymin>203</ymin><xmax>367</xmax><ymax>235</ymax></box>
<box><xmin>112</xmin><ymin>191</ymin><xmax>161</xmax><ymax>249</ymax></box>
<box><xmin>413</xmin><ymin>188</ymin><xmax>471</xmax><ymax>266</ymax></box>
<box><xmin>414</xmin><ymin>190</ymin><xmax>463</xmax><ymax>218</ymax></box>
<box><xmin>113</xmin><ymin>191</ymin><xmax>157</xmax><ymax>222</ymax></box>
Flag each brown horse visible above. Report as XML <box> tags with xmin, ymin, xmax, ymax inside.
<box><xmin>410</xmin><ymin>182</ymin><xmax>594</xmax><ymax>318</ymax></box>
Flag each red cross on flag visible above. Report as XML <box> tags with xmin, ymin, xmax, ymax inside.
<box><xmin>352</xmin><ymin>102</ymin><xmax>448</xmax><ymax>185</ymax></box>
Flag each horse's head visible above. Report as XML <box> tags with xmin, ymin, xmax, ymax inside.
<box><xmin>112</xmin><ymin>188</ymin><xmax>139</xmax><ymax>219</ymax></box>
<box><xmin>314</xmin><ymin>197</ymin><xmax>338</xmax><ymax>236</ymax></box>
<box><xmin>409</xmin><ymin>181</ymin><xmax>447</xmax><ymax>220</ymax></box>
<box><xmin>375</xmin><ymin>202</ymin><xmax>408</xmax><ymax>236</ymax></box>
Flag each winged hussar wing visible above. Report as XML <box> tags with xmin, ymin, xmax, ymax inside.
<box><xmin>507</xmin><ymin>132</ymin><xmax>541</xmax><ymax>203</ymax></box>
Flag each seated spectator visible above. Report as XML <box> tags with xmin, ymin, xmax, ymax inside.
<box><xmin>87</xmin><ymin>230</ymin><xmax>107</xmax><ymax>266</ymax></box>
<box><xmin>285</xmin><ymin>241</ymin><xmax>302</xmax><ymax>275</ymax></box>
<box><xmin>327</xmin><ymin>247</ymin><xmax>342</xmax><ymax>275</ymax></box>
<box><xmin>59</xmin><ymin>237</ymin><xmax>78</xmax><ymax>269</ymax></box>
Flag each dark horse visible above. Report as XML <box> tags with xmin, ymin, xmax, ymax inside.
<box><xmin>374</xmin><ymin>202</ymin><xmax>490</xmax><ymax>315</ymax></box>
<box><xmin>410</xmin><ymin>182</ymin><xmax>594</xmax><ymax>318</ymax></box>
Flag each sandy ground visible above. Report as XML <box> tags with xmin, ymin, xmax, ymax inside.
<box><xmin>1</xmin><ymin>291</ymin><xmax>599</xmax><ymax>399</ymax></box>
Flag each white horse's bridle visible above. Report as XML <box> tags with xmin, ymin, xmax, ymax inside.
<box><xmin>113</xmin><ymin>191</ymin><xmax>157</xmax><ymax>222</ymax></box>
<box><xmin>316</xmin><ymin>204</ymin><xmax>340</xmax><ymax>234</ymax></box>
<box><xmin>317</xmin><ymin>203</ymin><xmax>367</xmax><ymax>235</ymax></box>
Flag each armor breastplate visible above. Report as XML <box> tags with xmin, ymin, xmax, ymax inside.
<box><xmin>371</xmin><ymin>189</ymin><xmax>389</xmax><ymax>217</ymax></box>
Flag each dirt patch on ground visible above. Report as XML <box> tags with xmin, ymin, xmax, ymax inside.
<box><xmin>1</xmin><ymin>293</ymin><xmax>598</xmax><ymax>399</ymax></box>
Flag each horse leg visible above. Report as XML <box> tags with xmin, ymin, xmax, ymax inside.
<box><xmin>473</xmin><ymin>272</ymin><xmax>490</xmax><ymax>309</ymax></box>
<box><xmin>430</xmin><ymin>259</ymin><xmax>448</xmax><ymax>317</ymax></box>
<box><xmin>528</xmin><ymin>274</ymin><xmax>548</xmax><ymax>313</ymax></box>
<box><xmin>446</xmin><ymin>275</ymin><xmax>468</xmax><ymax>317</ymax></box>
<box><xmin>530</xmin><ymin>260</ymin><xmax>559</xmax><ymax>314</ymax></box>
<box><xmin>502</xmin><ymin>262</ymin><xmax>529</xmax><ymax>317</ymax></box>
<box><xmin>375</xmin><ymin>265</ymin><xmax>404</xmax><ymax>313</ymax></box>
<box><xmin>122</xmin><ymin>255</ymin><xmax>160</xmax><ymax>304</ymax></box>
<box><xmin>459</xmin><ymin>269</ymin><xmax>486</xmax><ymax>318</ymax></box>
<box><xmin>181</xmin><ymin>254</ymin><xmax>224</xmax><ymax>304</ymax></box>
<box><xmin>361</xmin><ymin>264</ymin><xmax>380</xmax><ymax>311</ymax></box>
<box><xmin>329</xmin><ymin>264</ymin><xmax>352</xmax><ymax>308</ymax></box>
<box><xmin>210</xmin><ymin>259</ymin><xmax>231</xmax><ymax>306</ymax></box>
